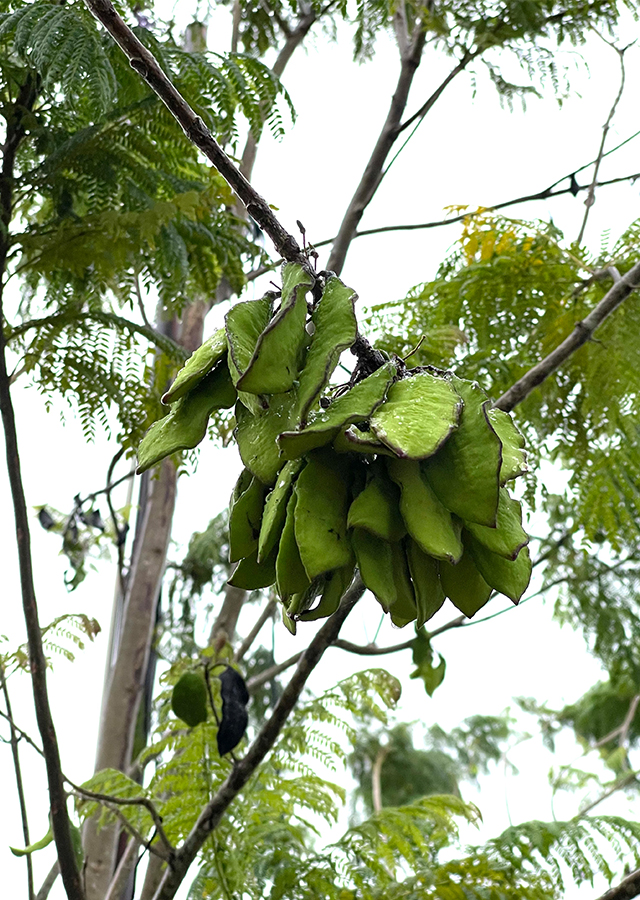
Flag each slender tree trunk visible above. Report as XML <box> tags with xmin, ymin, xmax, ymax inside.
<box><xmin>371</xmin><ymin>745</ymin><xmax>389</xmax><ymax>814</ymax></box>
<box><xmin>1</xmin><ymin>72</ymin><xmax>85</xmax><ymax>900</ymax></box>
<box><xmin>83</xmin><ymin>301</ymin><xmax>207</xmax><ymax>900</ymax></box>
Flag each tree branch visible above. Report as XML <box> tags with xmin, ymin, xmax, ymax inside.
<box><xmin>246</xmin><ymin>651</ymin><xmax>304</xmax><ymax>692</ymax></box>
<box><xmin>333</xmin><ymin>637</ymin><xmax>415</xmax><ymax>656</ymax></box>
<box><xmin>494</xmin><ymin>260</ymin><xmax>640</xmax><ymax>412</ymax></box>
<box><xmin>396</xmin><ymin>47</ymin><xmax>480</xmax><ymax>136</ymax></box>
<box><xmin>577</xmin><ymin>770</ymin><xmax>638</xmax><ymax>817</ymax></box>
<box><xmin>1</xmin><ymin>665</ymin><xmax>34</xmax><ymax>900</ymax></box>
<box><xmin>325</xmin><ymin>25</ymin><xmax>428</xmax><ymax>275</ymax></box>
<box><xmin>576</xmin><ymin>34</ymin><xmax>628</xmax><ymax>245</ymax></box>
<box><xmin>153</xmin><ymin>579</ymin><xmax>365</xmax><ymax>900</ymax></box>
<box><xmin>0</xmin><ymin>70</ymin><xmax>84</xmax><ymax>900</ymax></box>
<box><xmin>311</xmin><ymin>170</ymin><xmax>640</xmax><ymax>249</ymax></box>
<box><xmin>595</xmin><ymin>866</ymin><xmax>640</xmax><ymax>900</ymax></box>
<box><xmin>246</xmin><ymin>606</ymin><xmax>466</xmax><ymax>692</ymax></box>
<box><xmin>371</xmin><ymin>744</ymin><xmax>390</xmax><ymax>814</ymax></box>
<box><xmin>234</xmin><ymin>600</ymin><xmax>277</xmax><ymax>662</ymax></box>
<box><xmin>239</xmin><ymin>6</ymin><xmax>321</xmax><ymax>181</ymax></box>
<box><xmin>35</xmin><ymin>863</ymin><xmax>59</xmax><ymax>900</ymax></box>
<box><xmin>70</xmin><ymin>784</ymin><xmax>173</xmax><ymax>861</ymax></box>
<box><xmin>592</xmin><ymin>695</ymin><xmax>640</xmax><ymax>751</ymax></box>
<box><xmin>104</xmin><ymin>838</ymin><xmax>139</xmax><ymax>900</ymax></box>
<box><xmin>0</xmin><ymin>707</ymin><xmax>173</xmax><ymax>866</ymax></box>
<box><xmin>82</xmin><ymin>0</ymin><xmax>309</xmax><ymax>270</ymax></box>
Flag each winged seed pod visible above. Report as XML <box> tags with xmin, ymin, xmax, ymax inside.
<box><xmin>136</xmin><ymin>263</ymin><xmax>532</xmax><ymax>628</ymax></box>
<box><xmin>171</xmin><ymin>671</ymin><xmax>209</xmax><ymax>728</ymax></box>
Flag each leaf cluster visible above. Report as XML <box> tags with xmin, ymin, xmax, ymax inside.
<box><xmin>223</xmin><ymin>0</ymin><xmax>637</xmax><ymax>109</ymax></box>
<box><xmin>1</xmin><ymin>0</ymin><xmax>293</xmax><ymax>446</ymax></box>
<box><xmin>368</xmin><ymin>213</ymin><xmax>640</xmax><ymax>551</ymax></box>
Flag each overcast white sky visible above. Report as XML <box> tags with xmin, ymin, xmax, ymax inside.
<box><xmin>1</xmin><ymin>5</ymin><xmax>639</xmax><ymax>898</ymax></box>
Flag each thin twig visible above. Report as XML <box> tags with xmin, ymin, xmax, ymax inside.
<box><xmin>577</xmin><ymin>771</ymin><xmax>638</xmax><ymax>817</ymax></box>
<box><xmin>35</xmin><ymin>863</ymin><xmax>59</xmax><ymax>900</ymax></box>
<box><xmin>153</xmin><ymin>579</ymin><xmax>365</xmax><ymax>900</ymax></box>
<box><xmin>247</xmin><ymin>610</ymin><xmax>467</xmax><ymax>691</ymax></box>
<box><xmin>333</xmin><ymin>637</ymin><xmax>415</xmax><ymax>656</ymax></box>
<box><xmin>311</xmin><ymin>170</ymin><xmax>640</xmax><ymax>250</ymax></box>
<box><xmin>576</xmin><ymin>34</ymin><xmax>628</xmax><ymax>245</ymax></box>
<box><xmin>234</xmin><ymin>600</ymin><xmax>277</xmax><ymax>662</ymax></box>
<box><xmin>78</xmin><ymin>800</ymin><xmax>167</xmax><ymax>861</ymax></box>
<box><xmin>0</xmin><ymin>709</ymin><xmax>45</xmax><ymax>755</ymax></box>
<box><xmin>80</xmin><ymin>468</ymin><xmax>136</xmax><ymax>505</ymax></box>
<box><xmin>69</xmin><ymin>783</ymin><xmax>174</xmax><ymax>860</ymax></box>
<box><xmin>134</xmin><ymin>272</ymin><xmax>153</xmax><ymax>330</ymax></box>
<box><xmin>592</xmin><ymin>694</ymin><xmax>640</xmax><ymax>751</ymax></box>
<box><xmin>494</xmin><ymin>260</ymin><xmax>640</xmax><ymax>412</ymax></box>
<box><xmin>246</xmin><ymin>652</ymin><xmax>304</xmax><ymax>693</ymax></box>
<box><xmin>0</xmin><ymin>665</ymin><xmax>34</xmax><ymax>900</ymax></box>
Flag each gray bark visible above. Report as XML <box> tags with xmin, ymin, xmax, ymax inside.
<box><xmin>83</xmin><ymin>302</ymin><xmax>207</xmax><ymax>900</ymax></box>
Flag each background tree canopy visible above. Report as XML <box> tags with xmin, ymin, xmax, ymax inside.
<box><xmin>1</xmin><ymin>1</ymin><xmax>640</xmax><ymax>900</ymax></box>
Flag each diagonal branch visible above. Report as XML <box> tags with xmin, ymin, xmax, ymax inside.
<box><xmin>234</xmin><ymin>600</ymin><xmax>277</xmax><ymax>663</ymax></box>
<box><xmin>397</xmin><ymin>46</ymin><xmax>481</xmax><ymax>136</ymax></box>
<box><xmin>82</xmin><ymin>0</ymin><xmax>308</xmax><ymax>270</ymax></box>
<box><xmin>494</xmin><ymin>260</ymin><xmax>640</xmax><ymax>412</ymax></box>
<box><xmin>312</xmin><ymin>169</ymin><xmax>640</xmax><ymax>249</ymax></box>
<box><xmin>325</xmin><ymin>24</ymin><xmax>428</xmax><ymax>275</ymax></box>
<box><xmin>35</xmin><ymin>863</ymin><xmax>59</xmax><ymax>900</ymax></box>
<box><xmin>595</xmin><ymin>865</ymin><xmax>640</xmax><ymax>900</ymax></box>
<box><xmin>240</xmin><ymin>5</ymin><xmax>331</xmax><ymax>180</ymax></box>
<box><xmin>153</xmin><ymin>578</ymin><xmax>365</xmax><ymax>900</ymax></box>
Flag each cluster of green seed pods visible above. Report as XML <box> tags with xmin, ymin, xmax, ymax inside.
<box><xmin>137</xmin><ymin>263</ymin><xmax>531</xmax><ymax>631</ymax></box>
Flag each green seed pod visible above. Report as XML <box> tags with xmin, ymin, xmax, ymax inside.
<box><xmin>171</xmin><ymin>671</ymin><xmax>209</xmax><ymax>728</ymax></box>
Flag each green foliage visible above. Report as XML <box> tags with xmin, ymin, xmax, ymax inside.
<box><xmin>368</xmin><ymin>213</ymin><xmax>640</xmax><ymax>553</ymax></box>
<box><xmin>427</xmin><ymin>713</ymin><xmax>517</xmax><ymax>781</ymax></box>
<box><xmin>410</xmin><ymin>628</ymin><xmax>446</xmax><ymax>696</ymax></box>
<box><xmin>349</xmin><ymin>712</ymin><xmax>517</xmax><ymax>817</ymax></box>
<box><xmin>466</xmin><ymin>816</ymin><xmax>640</xmax><ymax>897</ymax></box>
<box><xmin>535</xmin><ymin>501</ymin><xmax>640</xmax><ymax>682</ymax></box>
<box><xmin>560</xmin><ymin>677</ymin><xmax>640</xmax><ymax>748</ymax></box>
<box><xmin>2</xmin><ymin>613</ymin><xmax>101</xmax><ymax>672</ymax></box>
<box><xmin>0</xmin><ymin>2</ymin><xmax>117</xmax><ymax>112</ymax></box>
<box><xmin>349</xmin><ymin>722</ymin><xmax>461</xmax><ymax>815</ymax></box>
<box><xmin>0</xmin><ymin>0</ymin><xmax>294</xmax><ymax>448</ymax></box>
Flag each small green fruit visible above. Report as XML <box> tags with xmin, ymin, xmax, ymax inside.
<box><xmin>171</xmin><ymin>672</ymin><xmax>209</xmax><ymax>727</ymax></box>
